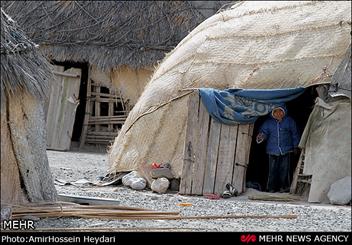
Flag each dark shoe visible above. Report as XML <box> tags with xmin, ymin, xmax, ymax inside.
<box><xmin>223</xmin><ymin>183</ymin><xmax>238</xmax><ymax>198</ymax></box>
<box><xmin>221</xmin><ymin>190</ymin><xmax>233</xmax><ymax>199</ymax></box>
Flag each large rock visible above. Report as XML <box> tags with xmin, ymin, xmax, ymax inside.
<box><xmin>327</xmin><ymin>176</ymin><xmax>351</xmax><ymax>205</ymax></box>
<box><xmin>151</xmin><ymin>178</ymin><xmax>170</xmax><ymax>194</ymax></box>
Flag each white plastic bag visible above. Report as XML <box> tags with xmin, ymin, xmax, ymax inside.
<box><xmin>122</xmin><ymin>171</ymin><xmax>139</xmax><ymax>187</ymax></box>
<box><xmin>122</xmin><ymin>171</ymin><xmax>146</xmax><ymax>190</ymax></box>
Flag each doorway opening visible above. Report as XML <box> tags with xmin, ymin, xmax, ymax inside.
<box><xmin>246</xmin><ymin>86</ymin><xmax>318</xmax><ymax>192</ymax></box>
<box><xmin>52</xmin><ymin>60</ymin><xmax>89</xmax><ymax>148</ymax></box>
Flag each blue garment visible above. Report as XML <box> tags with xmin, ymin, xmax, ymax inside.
<box><xmin>259</xmin><ymin>107</ymin><xmax>300</xmax><ymax>155</ymax></box>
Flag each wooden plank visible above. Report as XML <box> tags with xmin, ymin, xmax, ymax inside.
<box><xmin>86</xmin><ymin>135</ymin><xmax>117</xmax><ymax>140</ymax></box>
<box><xmin>53</xmin><ymin>70</ymin><xmax>80</xmax><ymax>78</ymax></box>
<box><xmin>87</xmin><ymin>131</ymin><xmax>119</xmax><ymax>136</ymax></box>
<box><xmin>86</xmin><ymin>136</ymin><xmax>117</xmax><ymax>140</ymax></box>
<box><xmin>202</xmin><ymin>118</ymin><xmax>221</xmax><ymax>194</ymax></box>
<box><xmin>232</xmin><ymin>124</ymin><xmax>250</xmax><ymax>193</ymax></box>
<box><xmin>190</xmin><ymin>99</ymin><xmax>210</xmax><ymax>195</ymax></box>
<box><xmin>90</xmin><ymin>115</ymin><xmax>127</xmax><ymax>119</ymax></box>
<box><xmin>86</xmin><ymin>140</ymin><xmax>114</xmax><ymax>144</ymax></box>
<box><xmin>46</xmin><ymin>65</ymin><xmax>65</xmax><ymax>149</ymax></box>
<box><xmin>108</xmin><ymin>101</ymin><xmax>114</xmax><ymax>131</ymax></box>
<box><xmin>94</xmin><ymin>85</ymin><xmax>101</xmax><ymax>132</ymax></box>
<box><xmin>46</xmin><ymin>66</ymin><xmax>81</xmax><ymax>150</ymax></box>
<box><xmin>179</xmin><ymin>92</ymin><xmax>199</xmax><ymax>195</ymax></box>
<box><xmin>91</xmin><ymin>92</ymin><xmax>119</xmax><ymax>98</ymax></box>
<box><xmin>87</xmin><ymin>131</ymin><xmax>118</xmax><ymax>136</ymax></box>
<box><xmin>90</xmin><ymin>98</ymin><xmax>122</xmax><ymax>103</ymax></box>
<box><xmin>214</xmin><ymin>123</ymin><xmax>238</xmax><ymax>194</ymax></box>
<box><xmin>56</xmin><ymin>68</ymin><xmax>81</xmax><ymax>150</ymax></box>
<box><xmin>89</xmin><ymin>116</ymin><xmax>127</xmax><ymax>122</ymax></box>
<box><xmin>88</xmin><ymin>119</ymin><xmax>126</xmax><ymax>125</ymax></box>
<box><xmin>242</xmin><ymin>124</ymin><xmax>254</xmax><ymax>192</ymax></box>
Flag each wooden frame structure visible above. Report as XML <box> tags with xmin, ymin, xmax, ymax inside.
<box><xmin>46</xmin><ymin>64</ymin><xmax>130</xmax><ymax>151</ymax></box>
<box><xmin>80</xmin><ymin>80</ymin><xmax>128</xmax><ymax>147</ymax></box>
<box><xmin>180</xmin><ymin>92</ymin><xmax>254</xmax><ymax>195</ymax></box>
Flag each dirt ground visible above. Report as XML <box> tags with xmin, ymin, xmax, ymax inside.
<box><xmin>38</xmin><ymin>150</ymin><xmax>352</xmax><ymax>232</ymax></box>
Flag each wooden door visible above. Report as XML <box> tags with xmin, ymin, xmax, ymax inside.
<box><xmin>46</xmin><ymin>66</ymin><xmax>81</xmax><ymax>150</ymax></box>
<box><xmin>180</xmin><ymin>91</ymin><xmax>254</xmax><ymax>195</ymax></box>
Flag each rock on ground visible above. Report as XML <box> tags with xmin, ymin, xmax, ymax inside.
<box><xmin>328</xmin><ymin>176</ymin><xmax>352</xmax><ymax>205</ymax></box>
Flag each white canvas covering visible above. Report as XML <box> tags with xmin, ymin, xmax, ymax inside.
<box><xmin>299</xmin><ymin>97</ymin><xmax>351</xmax><ymax>203</ymax></box>
<box><xmin>108</xmin><ymin>1</ymin><xmax>351</xmax><ymax>179</ymax></box>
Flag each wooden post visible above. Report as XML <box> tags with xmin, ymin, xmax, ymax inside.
<box><xmin>179</xmin><ymin>92</ymin><xmax>199</xmax><ymax>195</ymax></box>
<box><xmin>108</xmin><ymin>100</ymin><xmax>114</xmax><ymax>132</ymax></box>
<box><xmin>79</xmin><ymin>69</ymin><xmax>92</xmax><ymax>149</ymax></box>
<box><xmin>94</xmin><ymin>84</ymin><xmax>101</xmax><ymax>133</ymax></box>
<box><xmin>202</xmin><ymin>118</ymin><xmax>221</xmax><ymax>194</ymax></box>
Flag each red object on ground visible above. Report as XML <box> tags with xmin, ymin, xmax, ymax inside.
<box><xmin>203</xmin><ymin>193</ymin><xmax>221</xmax><ymax>200</ymax></box>
<box><xmin>151</xmin><ymin>162</ymin><xmax>161</xmax><ymax>169</ymax></box>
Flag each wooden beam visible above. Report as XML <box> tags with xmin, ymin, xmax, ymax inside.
<box><xmin>214</xmin><ymin>124</ymin><xmax>238</xmax><ymax>194</ymax></box>
<box><xmin>203</xmin><ymin>118</ymin><xmax>221</xmax><ymax>194</ymax></box>
<box><xmin>179</xmin><ymin>92</ymin><xmax>199</xmax><ymax>195</ymax></box>
<box><xmin>53</xmin><ymin>70</ymin><xmax>81</xmax><ymax>78</ymax></box>
<box><xmin>79</xmin><ymin>74</ymin><xmax>92</xmax><ymax>149</ymax></box>
<box><xmin>108</xmin><ymin>101</ymin><xmax>114</xmax><ymax>131</ymax></box>
<box><xmin>191</xmin><ymin>99</ymin><xmax>210</xmax><ymax>195</ymax></box>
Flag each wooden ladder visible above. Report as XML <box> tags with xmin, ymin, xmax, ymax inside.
<box><xmin>290</xmin><ymin>149</ymin><xmax>312</xmax><ymax>194</ymax></box>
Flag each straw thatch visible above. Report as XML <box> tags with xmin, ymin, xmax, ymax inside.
<box><xmin>1</xmin><ymin>8</ymin><xmax>57</xmax><ymax>205</ymax></box>
<box><xmin>2</xmin><ymin>1</ymin><xmax>232</xmax><ymax>70</ymax></box>
<box><xmin>0</xmin><ymin>8</ymin><xmax>51</xmax><ymax>99</ymax></box>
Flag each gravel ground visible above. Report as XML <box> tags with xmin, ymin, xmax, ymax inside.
<box><xmin>37</xmin><ymin>150</ymin><xmax>352</xmax><ymax>232</ymax></box>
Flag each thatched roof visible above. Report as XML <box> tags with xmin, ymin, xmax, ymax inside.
<box><xmin>2</xmin><ymin>1</ymin><xmax>232</xmax><ymax>70</ymax></box>
<box><xmin>1</xmin><ymin>8</ymin><xmax>51</xmax><ymax>99</ymax></box>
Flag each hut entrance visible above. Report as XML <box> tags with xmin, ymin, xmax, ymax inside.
<box><xmin>179</xmin><ymin>91</ymin><xmax>254</xmax><ymax>196</ymax></box>
<box><xmin>246</xmin><ymin>87</ymin><xmax>318</xmax><ymax>192</ymax></box>
<box><xmin>46</xmin><ymin>61</ymin><xmax>128</xmax><ymax>151</ymax></box>
<box><xmin>46</xmin><ymin>61</ymin><xmax>87</xmax><ymax>151</ymax></box>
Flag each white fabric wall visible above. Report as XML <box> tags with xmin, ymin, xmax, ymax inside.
<box><xmin>299</xmin><ymin>97</ymin><xmax>351</xmax><ymax>203</ymax></box>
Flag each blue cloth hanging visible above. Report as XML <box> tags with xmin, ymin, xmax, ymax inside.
<box><xmin>198</xmin><ymin>87</ymin><xmax>305</xmax><ymax>125</ymax></box>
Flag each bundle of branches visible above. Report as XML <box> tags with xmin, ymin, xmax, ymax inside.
<box><xmin>7</xmin><ymin>201</ymin><xmax>298</xmax><ymax>220</ymax></box>
<box><xmin>10</xmin><ymin>202</ymin><xmax>180</xmax><ymax>220</ymax></box>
